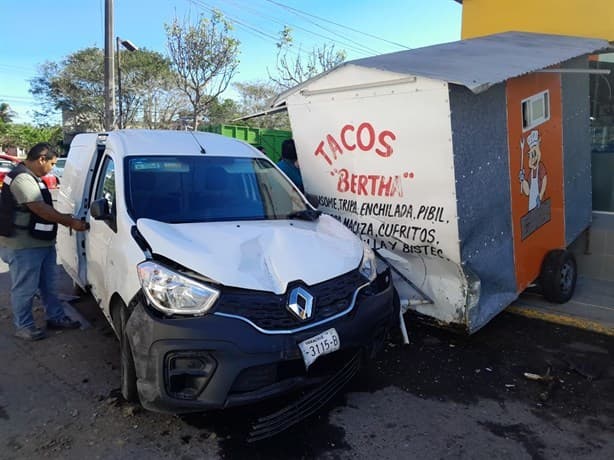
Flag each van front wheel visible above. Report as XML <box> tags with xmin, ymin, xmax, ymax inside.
<box><xmin>115</xmin><ymin>301</ymin><xmax>139</xmax><ymax>403</ymax></box>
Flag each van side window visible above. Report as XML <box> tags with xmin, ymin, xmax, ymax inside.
<box><xmin>95</xmin><ymin>157</ymin><xmax>116</xmax><ymax>215</ymax></box>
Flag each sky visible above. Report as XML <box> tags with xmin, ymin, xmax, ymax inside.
<box><xmin>0</xmin><ymin>0</ymin><xmax>462</xmax><ymax>124</ymax></box>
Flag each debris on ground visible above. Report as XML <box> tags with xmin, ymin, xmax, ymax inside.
<box><xmin>523</xmin><ymin>372</ymin><xmax>553</xmax><ymax>382</ymax></box>
<box><xmin>562</xmin><ymin>354</ymin><xmax>605</xmax><ymax>381</ymax></box>
<box><xmin>122</xmin><ymin>405</ymin><xmax>140</xmax><ymax>417</ymax></box>
<box><xmin>523</xmin><ymin>367</ymin><xmax>559</xmax><ymax>402</ymax></box>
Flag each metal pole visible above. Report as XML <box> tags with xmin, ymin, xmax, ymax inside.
<box><xmin>591</xmin><ymin>61</ymin><xmax>601</xmax><ymax>119</ymax></box>
<box><xmin>104</xmin><ymin>0</ymin><xmax>115</xmax><ymax>131</ymax></box>
<box><xmin>116</xmin><ymin>36</ymin><xmax>122</xmax><ymax>129</ymax></box>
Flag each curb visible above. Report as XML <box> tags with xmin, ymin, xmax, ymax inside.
<box><xmin>507</xmin><ymin>305</ymin><xmax>614</xmax><ymax>337</ymax></box>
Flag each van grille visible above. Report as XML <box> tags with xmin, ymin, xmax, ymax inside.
<box><xmin>214</xmin><ymin>269</ymin><xmax>365</xmax><ymax>331</ymax></box>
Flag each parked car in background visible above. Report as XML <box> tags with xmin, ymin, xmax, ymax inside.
<box><xmin>52</xmin><ymin>157</ymin><xmax>67</xmax><ymax>179</ymax></box>
<box><xmin>0</xmin><ymin>153</ymin><xmax>18</xmax><ymax>162</ymax></box>
<box><xmin>41</xmin><ymin>172</ymin><xmax>59</xmax><ymax>190</ymax></box>
<box><xmin>0</xmin><ymin>154</ymin><xmax>18</xmax><ymax>188</ymax></box>
<box><xmin>0</xmin><ymin>160</ymin><xmax>16</xmax><ymax>188</ymax></box>
<box><xmin>0</xmin><ymin>153</ymin><xmax>59</xmax><ymax>190</ymax></box>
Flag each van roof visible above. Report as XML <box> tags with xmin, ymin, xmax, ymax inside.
<box><xmin>96</xmin><ymin>129</ymin><xmax>263</xmax><ymax>159</ymax></box>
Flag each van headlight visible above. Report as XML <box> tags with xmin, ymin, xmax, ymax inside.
<box><xmin>359</xmin><ymin>243</ymin><xmax>377</xmax><ymax>283</ymax></box>
<box><xmin>137</xmin><ymin>261</ymin><xmax>220</xmax><ymax>316</ymax></box>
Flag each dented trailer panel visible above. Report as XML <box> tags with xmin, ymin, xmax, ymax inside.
<box><xmin>277</xmin><ymin>32</ymin><xmax>609</xmax><ymax>333</ymax></box>
<box><xmin>285</xmin><ymin>65</ymin><xmax>470</xmax><ymax>326</ymax></box>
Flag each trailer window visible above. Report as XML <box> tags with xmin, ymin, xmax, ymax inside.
<box><xmin>522</xmin><ymin>90</ymin><xmax>550</xmax><ymax>131</ymax></box>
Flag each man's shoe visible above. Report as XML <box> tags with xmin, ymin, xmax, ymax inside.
<box><xmin>46</xmin><ymin>316</ymin><xmax>81</xmax><ymax>330</ymax></box>
<box><xmin>15</xmin><ymin>326</ymin><xmax>46</xmax><ymax>341</ymax></box>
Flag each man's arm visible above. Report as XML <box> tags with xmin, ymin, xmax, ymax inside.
<box><xmin>26</xmin><ymin>201</ymin><xmax>88</xmax><ymax>231</ymax></box>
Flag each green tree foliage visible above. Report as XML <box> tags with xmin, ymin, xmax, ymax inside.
<box><xmin>29</xmin><ymin>47</ymin><xmax>183</xmax><ymax>132</ymax></box>
<box><xmin>271</xmin><ymin>26</ymin><xmax>346</xmax><ymax>89</ymax></box>
<box><xmin>1</xmin><ymin>122</ymin><xmax>63</xmax><ymax>154</ymax></box>
<box><xmin>0</xmin><ymin>102</ymin><xmax>16</xmax><ymax>124</ymax></box>
<box><xmin>165</xmin><ymin>11</ymin><xmax>240</xmax><ymax>130</ymax></box>
<box><xmin>30</xmin><ymin>48</ymin><xmax>105</xmax><ymax>131</ymax></box>
<box><xmin>204</xmin><ymin>97</ymin><xmax>241</xmax><ymax>126</ymax></box>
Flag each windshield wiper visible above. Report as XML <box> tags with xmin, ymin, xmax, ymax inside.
<box><xmin>286</xmin><ymin>209</ymin><xmax>322</xmax><ymax>221</ymax></box>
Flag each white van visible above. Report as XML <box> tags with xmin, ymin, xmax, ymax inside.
<box><xmin>56</xmin><ymin>130</ymin><xmax>395</xmax><ymax>424</ymax></box>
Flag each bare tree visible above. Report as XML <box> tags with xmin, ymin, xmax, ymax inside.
<box><xmin>270</xmin><ymin>26</ymin><xmax>346</xmax><ymax>90</ymax></box>
<box><xmin>233</xmin><ymin>81</ymin><xmax>290</xmax><ymax>129</ymax></box>
<box><xmin>165</xmin><ymin>11</ymin><xmax>240</xmax><ymax>130</ymax></box>
<box><xmin>140</xmin><ymin>85</ymin><xmax>187</xmax><ymax>130</ymax></box>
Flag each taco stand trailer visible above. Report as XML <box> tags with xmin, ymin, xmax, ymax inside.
<box><xmin>273</xmin><ymin>31</ymin><xmax>610</xmax><ymax>333</ymax></box>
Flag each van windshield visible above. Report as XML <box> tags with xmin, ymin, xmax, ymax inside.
<box><xmin>125</xmin><ymin>156</ymin><xmax>309</xmax><ymax>223</ymax></box>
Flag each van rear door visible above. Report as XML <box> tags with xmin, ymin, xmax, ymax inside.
<box><xmin>56</xmin><ymin>133</ymin><xmax>106</xmax><ymax>289</ymax></box>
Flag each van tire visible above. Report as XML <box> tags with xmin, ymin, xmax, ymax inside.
<box><xmin>115</xmin><ymin>301</ymin><xmax>139</xmax><ymax>403</ymax></box>
<box><xmin>539</xmin><ymin>249</ymin><xmax>577</xmax><ymax>303</ymax></box>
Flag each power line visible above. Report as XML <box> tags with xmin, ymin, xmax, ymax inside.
<box><xmin>219</xmin><ymin>0</ymin><xmax>381</xmax><ymax>56</ymax></box>
<box><xmin>264</xmin><ymin>0</ymin><xmax>412</xmax><ymax>50</ymax></box>
<box><xmin>184</xmin><ymin>0</ymin><xmax>311</xmax><ymax>65</ymax></box>
<box><xmin>185</xmin><ymin>0</ymin><xmax>339</xmax><ymax>62</ymax></box>
<box><xmin>0</xmin><ymin>64</ymin><xmax>38</xmax><ymax>75</ymax></box>
<box><xmin>0</xmin><ymin>94</ymin><xmax>37</xmax><ymax>102</ymax></box>
<box><xmin>186</xmin><ymin>0</ymin><xmax>281</xmax><ymax>43</ymax></box>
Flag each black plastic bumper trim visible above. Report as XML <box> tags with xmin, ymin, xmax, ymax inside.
<box><xmin>247</xmin><ymin>351</ymin><xmax>362</xmax><ymax>442</ymax></box>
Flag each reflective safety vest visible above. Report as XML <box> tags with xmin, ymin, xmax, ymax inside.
<box><xmin>0</xmin><ymin>163</ymin><xmax>58</xmax><ymax>240</ymax></box>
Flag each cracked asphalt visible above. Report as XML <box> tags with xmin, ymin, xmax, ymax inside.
<box><xmin>0</xmin><ymin>262</ymin><xmax>613</xmax><ymax>459</ymax></box>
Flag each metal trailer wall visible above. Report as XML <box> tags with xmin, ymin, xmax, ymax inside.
<box><xmin>561</xmin><ymin>57</ymin><xmax>592</xmax><ymax>245</ymax></box>
<box><xmin>448</xmin><ymin>83</ymin><xmax>519</xmax><ymax>332</ymax></box>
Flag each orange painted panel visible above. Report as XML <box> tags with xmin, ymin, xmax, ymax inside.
<box><xmin>506</xmin><ymin>73</ymin><xmax>565</xmax><ymax>292</ymax></box>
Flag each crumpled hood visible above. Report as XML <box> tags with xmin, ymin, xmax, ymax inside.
<box><xmin>136</xmin><ymin>215</ymin><xmax>363</xmax><ymax>294</ymax></box>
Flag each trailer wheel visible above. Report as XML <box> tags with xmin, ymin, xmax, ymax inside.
<box><xmin>113</xmin><ymin>300</ymin><xmax>139</xmax><ymax>403</ymax></box>
<box><xmin>539</xmin><ymin>249</ymin><xmax>577</xmax><ymax>303</ymax></box>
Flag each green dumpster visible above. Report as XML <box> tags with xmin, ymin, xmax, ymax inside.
<box><xmin>201</xmin><ymin>124</ymin><xmax>292</xmax><ymax>163</ymax></box>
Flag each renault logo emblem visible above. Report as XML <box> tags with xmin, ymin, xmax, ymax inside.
<box><xmin>287</xmin><ymin>287</ymin><xmax>314</xmax><ymax>321</ymax></box>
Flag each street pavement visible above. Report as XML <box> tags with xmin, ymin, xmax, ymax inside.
<box><xmin>0</xmin><ymin>260</ymin><xmax>613</xmax><ymax>459</ymax></box>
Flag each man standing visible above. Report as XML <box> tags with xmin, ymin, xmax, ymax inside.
<box><xmin>0</xmin><ymin>143</ymin><xmax>89</xmax><ymax>341</ymax></box>
<box><xmin>277</xmin><ymin>139</ymin><xmax>304</xmax><ymax>192</ymax></box>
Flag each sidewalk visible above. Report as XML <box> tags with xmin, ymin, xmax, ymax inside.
<box><xmin>508</xmin><ymin>214</ymin><xmax>614</xmax><ymax>336</ymax></box>
<box><xmin>509</xmin><ymin>276</ymin><xmax>614</xmax><ymax>336</ymax></box>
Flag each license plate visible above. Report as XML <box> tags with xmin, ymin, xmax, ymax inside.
<box><xmin>298</xmin><ymin>328</ymin><xmax>340</xmax><ymax>368</ymax></box>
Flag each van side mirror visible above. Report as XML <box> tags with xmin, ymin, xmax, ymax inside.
<box><xmin>90</xmin><ymin>198</ymin><xmax>113</xmax><ymax>220</ymax></box>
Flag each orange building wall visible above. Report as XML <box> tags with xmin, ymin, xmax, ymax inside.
<box><xmin>460</xmin><ymin>0</ymin><xmax>614</xmax><ymax>41</ymax></box>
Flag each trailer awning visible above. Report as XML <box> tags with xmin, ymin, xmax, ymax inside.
<box><xmin>272</xmin><ymin>31</ymin><xmax>610</xmax><ymax>106</ymax></box>
<box><xmin>231</xmin><ymin>105</ymin><xmax>288</xmax><ymax>122</ymax></box>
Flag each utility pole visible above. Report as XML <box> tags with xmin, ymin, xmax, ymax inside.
<box><xmin>104</xmin><ymin>0</ymin><xmax>115</xmax><ymax>131</ymax></box>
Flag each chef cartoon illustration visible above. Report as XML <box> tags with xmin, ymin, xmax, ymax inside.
<box><xmin>519</xmin><ymin>129</ymin><xmax>548</xmax><ymax>211</ymax></box>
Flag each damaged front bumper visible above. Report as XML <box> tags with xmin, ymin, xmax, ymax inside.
<box><xmin>125</xmin><ymin>268</ymin><xmax>396</xmax><ymax>414</ymax></box>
